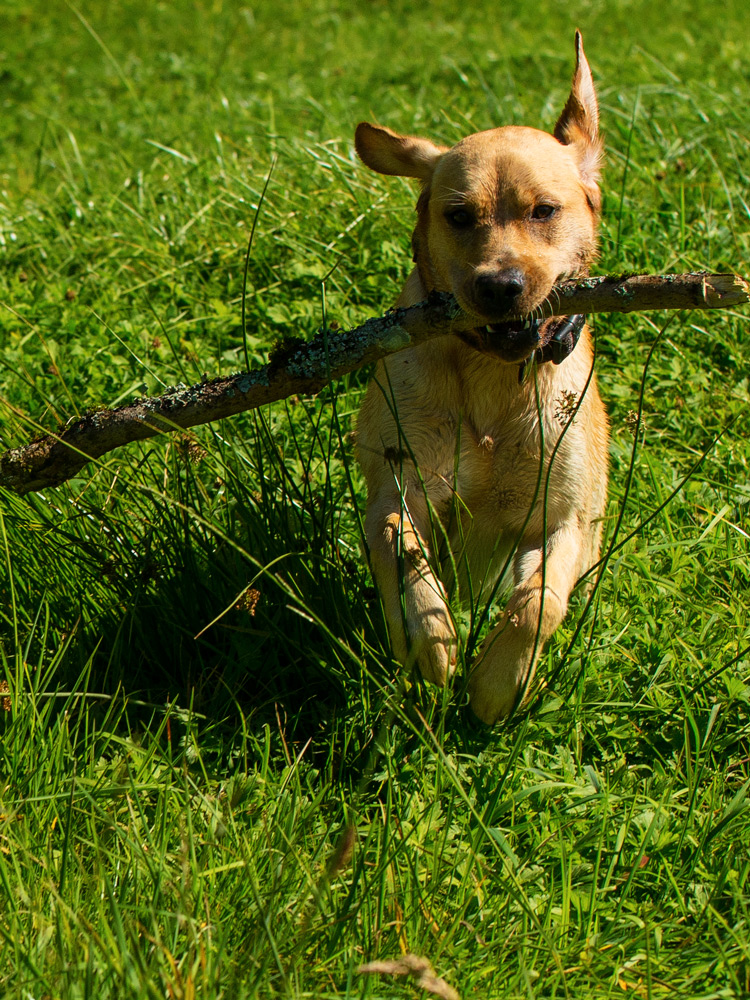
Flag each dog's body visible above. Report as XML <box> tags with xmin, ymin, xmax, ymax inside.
<box><xmin>355</xmin><ymin>34</ymin><xmax>609</xmax><ymax>723</ymax></box>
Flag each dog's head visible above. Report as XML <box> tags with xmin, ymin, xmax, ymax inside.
<box><xmin>355</xmin><ymin>32</ymin><xmax>602</xmax><ymax>363</ymax></box>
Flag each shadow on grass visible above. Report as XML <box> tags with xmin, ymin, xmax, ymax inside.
<box><xmin>0</xmin><ymin>399</ymin><xmax>400</xmax><ymax>757</ymax></box>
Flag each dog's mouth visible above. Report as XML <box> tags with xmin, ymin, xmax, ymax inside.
<box><xmin>458</xmin><ymin>317</ymin><xmax>550</xmax><ymax>363</ymax></box>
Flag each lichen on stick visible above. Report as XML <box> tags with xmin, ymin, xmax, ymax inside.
<box><xmin>1</xmin><ymin>271</ymin><xmax>746</xmax><ymax>496</ymax></box>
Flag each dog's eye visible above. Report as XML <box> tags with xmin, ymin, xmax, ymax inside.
<box><xmin>445</xmin><ymin>208</ymin><xmax>474</xmax><ymax>228</ymax></box>
<box><xmin>532</xmin><ymin>203</ymin><xmax>558</xmax><ymax>221</ymax></box>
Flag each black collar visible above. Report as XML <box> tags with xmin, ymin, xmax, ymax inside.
<box><xmin>518</xmin><ymin>314</ymin><xmax>586</xmax><ymax>383</ymax></box>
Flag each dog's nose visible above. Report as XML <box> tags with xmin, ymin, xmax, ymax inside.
<box><xmin>474</xmin><ymin>268</ymin><xmax>526</xmax><ymax>312</ymax></box>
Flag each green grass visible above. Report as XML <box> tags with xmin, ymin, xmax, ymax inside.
<box><xmin>0</xmin><ymin>0</ymin><xmax>749</xmax><ymax>996</ymax></box>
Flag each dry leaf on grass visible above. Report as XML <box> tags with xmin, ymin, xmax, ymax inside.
<box><xmin>357</xmin><ymin>953</ymin><xmax>460</xmax><ymax>1000</ymax></box>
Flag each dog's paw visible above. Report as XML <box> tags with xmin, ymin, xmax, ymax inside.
<box><xmin>467</xmin><ymin>655</ymin><xmax>524</xmax><ymax>724</ymax></box>
<box><xmin>410</xmin><ymin>614</ymin><xmax>458</xmax><ymax>686</ymax></box>
<box><xmin>467</xmin><ymin>613</ymin><xmax>544</xmax><ymax>723</ymax></box>
<box><xmin>468</xmin><ymin>586</ymin><xmax>564</xmax><ymax>722</ymax></box>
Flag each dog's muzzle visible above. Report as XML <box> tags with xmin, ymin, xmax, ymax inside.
<box><xmin>478</xmin><ymin>317</ymin><xmax>543</xmax><ymax>362</ymax></box>
<box><xmin>458</xmin><ymin>314</ymin><xmax>586</xmax><ymax>370</ymax></box>
<box><xmin>456</xmin><ymin>317</ymin><xmax>541</xmax><ymax>363</ymax></box>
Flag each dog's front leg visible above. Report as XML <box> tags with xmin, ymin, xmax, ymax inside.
<box><xmin>366</xmin><ymin>493</ymin><xmax>457</xmax><ymax>684</ymax></box>
<box><xmin>468</xmin><ymin>519</ymin><xmax>587</xmax><ymax>723</ymax></box>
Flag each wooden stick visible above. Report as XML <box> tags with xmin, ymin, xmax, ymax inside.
<box><xmin>1</xmin><ymin>271</ymin><xmax>747</xmax><ymax>496</ymax></box>
<box><xmin>545</xmin><ymin>271</ymin><xmax>750</xmax><ymax>314</ymax></box>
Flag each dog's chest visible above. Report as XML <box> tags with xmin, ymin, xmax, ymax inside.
<box><xmin>453</xmin><ymin>402</ymin><xmax>575</xmax><ymax>530</ymax></box>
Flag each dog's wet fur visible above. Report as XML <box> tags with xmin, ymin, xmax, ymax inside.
<box><xmin>355</xmin><ymin>33</ymin><xmax>609</xmax><ymax>723</ymax></box>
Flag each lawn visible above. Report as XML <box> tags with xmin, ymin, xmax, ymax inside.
<box><xmin>0</xmin><ymin>0</ymin><xmax>749</xmax><ymax>996</ymax></box>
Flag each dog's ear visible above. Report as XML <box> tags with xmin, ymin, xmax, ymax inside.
<box><xmin>355</xmin><ymin>122</ymin><xmax>446</xmax><ymax>181</ymax></box>
<box><xmin>554</xmin><ymin>31</ymin><xmax>602</xmax><ymax>202</ymax></box>
<box><xmin>555</xmin><ymin>31</ymin><xmax>599</xmax><ymax>146</ymax></box>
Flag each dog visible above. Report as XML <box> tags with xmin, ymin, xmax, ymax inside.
<box><xmin>355</xmin><ymin>32</ymin><xmax>609</xmax><ymax>723</ymax></box>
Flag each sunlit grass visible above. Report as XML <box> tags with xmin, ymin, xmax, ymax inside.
<box><xmin>0</xmin><ymin>0</ymin><xmax>749</xmax><ymax>996</ymax></box>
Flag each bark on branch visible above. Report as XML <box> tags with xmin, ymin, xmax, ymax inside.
<box><xmin>1</xmin><ymin>271</ymin><xmax>747</xmax><ymax>496</ymax></box>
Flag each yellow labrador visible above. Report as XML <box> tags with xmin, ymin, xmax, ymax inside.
<box><xmin>355</xmin><ymin>33</ymin><xmax>609</xmax><ymax>722</ymax></box>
